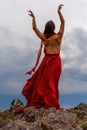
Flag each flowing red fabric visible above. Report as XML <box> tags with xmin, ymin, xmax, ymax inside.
<box><xmin>26</xmin><ymin>41</ymin><xmax>43</xmax><ymax>75</ymax></box>
<box><xmin>22</xmin><ymin>53</ymin><xmax>62</xmax><ymax>110</ymax></box>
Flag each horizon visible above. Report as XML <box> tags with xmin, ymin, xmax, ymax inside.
<box><xmin>1</xmin><ymin>93</ymin><xmax>87</xmax><ymax>112</ymax></box>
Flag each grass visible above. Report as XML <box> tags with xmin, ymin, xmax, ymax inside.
<box><xmin>74</xmin><ymin>109</ymin><xmax>85</xmax><ymax>119</ymax></box>
<box><xmin>81</xmin><ymin>122</ymin><xmax>87</xmax><ymax>130</ymax></box>
<box><xmin>0</xmin><ymin>112</ymin><xmax>15</xmax><ymax>121</ymax></box>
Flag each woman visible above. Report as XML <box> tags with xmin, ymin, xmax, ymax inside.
<box><xmin>16</xmin><ymin>4</ymin><xmax>65</xmax><ymax>113</ymax></box>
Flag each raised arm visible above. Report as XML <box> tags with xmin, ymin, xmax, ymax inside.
<box><xmin>57</xmin><ymin>4</ymin><xmax>65</xmax><ymax>37</ymax></box>
<box><xmin>27</xmin><ymin>10</ymin><xmax>46</xmax><ymax>41</ymax></box>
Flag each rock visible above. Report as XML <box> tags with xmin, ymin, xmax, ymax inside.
<box><xmin>41</xmin><ymin>109</ymin><xmax>78</xmax><ymax>130</ymax></box>
<box><xmin>9</xmin><ymin>98</ymin><xmax>24</xmax><ymax>112</ymax></box>
<box><xmin>0</xmin><ymin>119</ymin><xmax>12</xmax><ymax>128</ymax></box>
<box><xmin>76</xmin><ymin>103</ymin><xmax>87</xmax><ymax>113</ymax></box>
<box><xmin>0</xmin><ymin>99</ymin><xmax>87</xmax><ymax>130</ymax></box>
<box><xmin>74</xmin><ymin>125</ymin><xmax>83</xmax><ymax>130</ymax></box>
<box><xmin>73</xmin><ymin>103</ymin><xmax>87</xmax><ymax>121</ymax></box>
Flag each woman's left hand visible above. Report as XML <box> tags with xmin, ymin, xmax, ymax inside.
<box><xmin>27</xmin><ymin>9</ymin><xmax>35</xmax><ymax>18</ymax></box>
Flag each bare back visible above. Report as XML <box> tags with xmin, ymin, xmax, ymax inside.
<box><xmin>43</xmin><ymin>34</ymin><xmax>62</xmax><ymax>54</ymax></box>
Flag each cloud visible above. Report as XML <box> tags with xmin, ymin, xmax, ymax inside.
<box><xmin>0</xmin><ymin>25</ymin><xmax>87</xmax><ymax>95</ymax></box>
<box><xmin>0</xmin><ymin>26</ymin><xmax>41</xmax><ymax>94</ymax></box>
<box><xmin>0</xmin><ymin>25</ymin><xmax>87</xmax><ymax>96</ymax></box>
<box><xmin>1</xmin><ymin>0</ymin><xmax>87</xmax><ymax>97</ymax></box>
<box><xmin>60</xmin><ymin>27</ymin><xmax>87</xmax><ymax>94</ymax></box>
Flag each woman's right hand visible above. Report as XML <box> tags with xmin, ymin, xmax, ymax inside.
<box><xmin>58</xmin><ymin>4</ymin><xmax>64</xmax><ymax>12</ymax></box>
<box><xmin>27</xmin><ymin>9</ymin><xmax>35</xmax><ymax>18</ymax></box>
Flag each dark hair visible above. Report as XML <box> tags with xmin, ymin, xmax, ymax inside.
<box><xmin>43</xmin><ymin>20</ymin><xmax>55</xmax><ymax>38</ymax></box>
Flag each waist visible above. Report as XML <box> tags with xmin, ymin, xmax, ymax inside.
<box><xmin>45</xmin><ymin>53</ymin><xmax>60</xmax><ymax>57</ymax></box>
<box><xmin>44</xmin><ymin>47</ymin><xmax>60</xmax><ymax>56</ymax></box>
<box><xmin>44</xmin><ymin>49</ymin><xmax>60</xmax><ymax>56</ymax></box>
<box><xmin>44</xmin><ymin>52</ymin><xmax>61</xmax><ymax>64</ymax></box>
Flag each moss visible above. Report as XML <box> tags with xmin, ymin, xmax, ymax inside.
<box><xmin>74</xmin><ymin>109</ymin><xmax>84</xmax><ymax>119</ymax></box>
<box><xmin>75</xmin><ymin>118</ymin><xmax>81</xmax><ymax>124</ymax></box>
<box><xmin>81</xmin><ymin>122</ymin><xmax>87</xmax><ymax>130</ymax></box>
<box><xmin>0</xmin><ymin>113</ymin><xmax>15</xmax><ymax>121</ymax></box>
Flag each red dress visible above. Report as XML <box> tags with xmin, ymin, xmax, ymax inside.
<box><xmin>15</xmin><ymin>36</ymin><xmax>62</xmax><ymax>114</ymax></box>
<box><xmin>22</xmin><ymin>49</ymin><xmax>62</xmax><ymax>110</ymax></box>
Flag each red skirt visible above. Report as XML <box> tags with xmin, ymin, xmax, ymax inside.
<box><xmin>22</xmin><ymin>53</ymin><xmax>62</xmax><ymax>109</ymax></box>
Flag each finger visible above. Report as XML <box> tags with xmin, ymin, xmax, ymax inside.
<box><xmin>29</xmin><ymin>9</ymin><xmax>33</xmax><ymax>14</ymax></box>
<box><xmin>59</xmin><ymin>4</ymin><xmax>64</xmax><ymax>7</ymax></box>
<box><xmin>27</xmin><ymin>9</ymin><xmax>32</xmax><ymax>13</ymax></box>
<box><xmin>28</xmin><ymin>13</ymin><xmax>32</xmax><ymax>16</ymax></box>
<box><xmin>61</xmin><ymin>4</ymin><xmax>64</xmax><ymax>6</ymax></box>
<box><xmin>27</xmin><ymin>11</ymin><xmax>32</xmax><ymax>16</ymax></box>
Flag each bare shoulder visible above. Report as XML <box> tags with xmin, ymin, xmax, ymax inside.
<box><xmin>43</xmin><ymin>34</ymin><xmax>62</xmax><ymax>45</ymax></box>
<box><xmin>43</xmin><ymin>34</ymin><xmax>60</xmax><ymax>45</ymax></box>
<box><xmin>48</xmin><ymin>34</ymin><xmax>57</xmax><ymax>40</ymax></box>
<box><xmin>52</xmin><ymin>34</ymin><xmax>62</xmax><ymax>44</ymax></box>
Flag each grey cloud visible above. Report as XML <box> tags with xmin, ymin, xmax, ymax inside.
<box><xmin>0</xmin><ymin>26</ymin><xmax>40</xmax><ymax>94</ymax></box>
<box><xmin>60</xmin><ymin>27</ymin><xmax>87</xmax><ymax>94</ymax></box>
<box><xmin>0</xmin><ymin>25</ymin><xmax>87</xmax><ymax>95</ymax></box>
<box><xmin>62</xmin><ymin>27</ymin><xmax>87</xmax><ymax>69</ymax></box>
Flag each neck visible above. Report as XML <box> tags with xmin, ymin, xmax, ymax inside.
<box><xmin>45</xmin><ymin>32</ymin><xmax>56</xmax><ymax>38</ymax></box>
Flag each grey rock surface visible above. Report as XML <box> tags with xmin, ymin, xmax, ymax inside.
<box><xmin>0</xmin><ymin>99</ymin><xmax>87</xmax><ymax>130</ymax></box>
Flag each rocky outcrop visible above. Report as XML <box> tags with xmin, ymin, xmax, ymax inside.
<box><xmin>0</xmin><ymin>99</ymin><xmax>87</xmax><ymax>130</ymax></box>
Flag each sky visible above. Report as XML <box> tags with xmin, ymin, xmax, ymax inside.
<box><xmin>0</xmin><ymin>0</ymin><xmax>87</xmax><ymax>110</ymax></box>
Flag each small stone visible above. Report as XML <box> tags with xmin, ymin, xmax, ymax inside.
<box><xmin>0</xmin><ymin>119</ymin><xmax>12</xmax><ymax>128</ymax></box>
<box><xmin>26</xmin><ymin>114</ymin><xmax>35</xmax><ymax>122</ymax></box>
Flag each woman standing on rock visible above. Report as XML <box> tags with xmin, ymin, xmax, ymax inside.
<box><xmin>16</xmin><ymin>4</ymin><xmax>65</xmax><ymax>113</ymax></box>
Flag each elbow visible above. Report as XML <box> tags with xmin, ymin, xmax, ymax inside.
<box><xmin>33</xmin><ymin>26</ymin><xmax>36</xmax><ymax>30</ymax></box>
<box><xmin>33</xmin><ymin>27</ymin><xmax>35</xmax><ymax>31</ymax></box>
<box><xmin>32</xmin><ymin>23</ymin><xmax>37</xmax><ymax>30</ymax></box>
<box><xmin>62</xmin><ymin>19</ymin><xmax>65</xmax><ymax>24</ymax></box>
<box><xmin>61</xmin><ymin>20</ymin><xmax>65</xmax><ymax>26</ymax></box>
<box><xmin>32</xmin><ymin>26</ymin><xmax>36</xmax><ymax>30</ymax></box>
<box><xmin>63</xmin><ymin>20</ymin><xmax>65</xmax><ymax>24</ymax></box>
